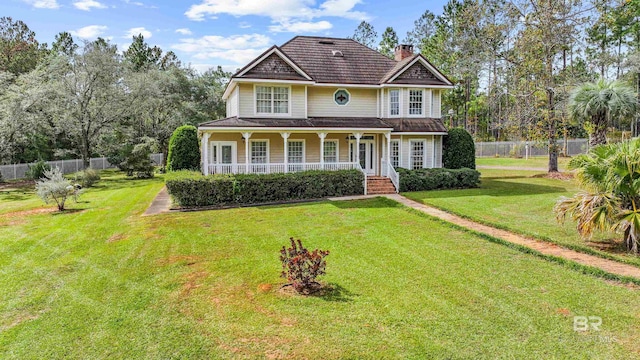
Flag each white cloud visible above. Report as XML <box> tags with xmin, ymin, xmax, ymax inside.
<box><xmin>269</xmin><ymin>20</ymin><xmax>332</xmax><ymax>33</ymax></box>
<box><xmin>125</xmin><ymin>27</ymin><xmax>152</xmax><ymax>39</ymax></box>
<box><xmin>122</xmin><ymin>0</ymin><xmax>156</xmax><ymax>8</ymax></box>
<box><xmin>190</xmin><ymin>63</ymin><xmax>238</xmax><ymax>74</ymax></box>
<box><xmin>172</xmin><ymin>33</ymin><xmax>271</xmax><ymax>65</ymax></box>
<box><xmin>175</xmin><ymin>28</ymin><xmax>192</xmax><ymax>35</ymax></box>
<box><xmin>23</xmin><ymin>0</ymin><xmax>59</xmax><ymax>9</ymax></box>
<box><xmin>70</xmin><ymin>25</ymin><xmax>108</xmax><ymax>39</ymax></box>
<box><xmin>184</xmin><ymin>0</ymin><xmax>368</xmax><ymax>32</ymax></box>
<box><xmin>238</xmin><ymin>22</ymin><xmax>251</xmax><ymax>29</ymax></box>
<box><xmin>73</xmin><ymin>0</ymin><xmax>107</xmax><ymax>11</ymax></box>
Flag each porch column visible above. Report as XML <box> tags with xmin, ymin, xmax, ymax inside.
<box><xmin>318</xmin><ymin>132</ymin><xmax>327</xmax><ymax>169</ymax></box>
<box><xmin>242</xmin><ymin>132</ymin><xmax>252</xmax><ymax>173</ymax></box>
<box><xmin>385</xmin><ymin>132</ymin><xmax>391</xmax><ymax>175</ymax></box>
<box><xmin>353</xmin><ymin>132</ymin><xmax>363</xmax><ymax>167</ymax></box>
<box><xmin>281</xmin><ymin>132</ymin><xmax>290</xmax><ymax>173</ymax></box>
<box><xmin>203</xmin><ymin>133</ymin><xmax>211</xmax><ymax>175</ymax></box>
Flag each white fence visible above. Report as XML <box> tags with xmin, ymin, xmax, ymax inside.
<box><xmin>475</xmin><ymin>139</ymin><xmax>589</xmax><ymax>158</ymax></box>
<box><xmin>0</xmin><ymin>153</ymin><xmax>163</xmax><ymax>180</ymax></box>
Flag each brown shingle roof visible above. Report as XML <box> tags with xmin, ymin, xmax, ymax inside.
<box><xmin>200</xmin><ymin>117</ymin><xmax>447</xmax><ymax>133</ymax></box>
<box><xmin>279</xmin><ymin>36</ymin><xmax>398</xmax><ymax>85</ymax></box>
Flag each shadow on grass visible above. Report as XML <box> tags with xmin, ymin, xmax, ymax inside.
<box><xmin>254</xmin><ymin>196</ymin><xmax>400</xmax><ymax>211</ymax></box>
<box><xmin>89</xmin><ymin>175</ymin><xmax>164</xmax><ymax>193</ymax></box>
<box><xmin>407</xmin><ymin>179</ymin><xmax>568</xmax><ymax>200</ymax></box>
<box><xmin>317</xmin><ymin>283</ymin><xmax>357</xmax><ymax>303</ymax></box>
<box><xmin>0</xmin><ymin>190</ymin><xmax>35</xmax><ymax>202</ymax></box>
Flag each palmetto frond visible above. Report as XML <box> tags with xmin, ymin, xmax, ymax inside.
<box><xmin>555</xmin><ymin>192</ymin><xmax>619</xmax><ymax>238</ymax></box>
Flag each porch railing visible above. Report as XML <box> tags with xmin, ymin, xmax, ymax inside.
<box><xmin>382</xmin><ymin>159</ymin><xmax>400</xmax><ymax>193</ymax></box>
<box><xmin>356</xmin><ymin>163</ymin><xmax>367</xmax><ymax>195</ymax></box>
<box><xmin>207</xmin><ymin>162</ymin><xmax>360</xmax><ymax>175</ymax></box>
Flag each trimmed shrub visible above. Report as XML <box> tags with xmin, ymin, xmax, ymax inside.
<box><xmin>397</xmin><ymin>167</ymin><xmax>480</xmax><ymax>192</ymax></box>
<box><xmin>36</xmin><ymin>168</ymin><xmax>82</xmax><ymax>211</ymax></box>
<box><xmin>280</xmin><ymin>238</ymin><xmax>329</xmax><ymax>294</ymax></box>
<box><xmin>165</xmin><ymin>169</ymin><xmax>364</xmax><ymax>207</ymax></box>
<box><xmin>443</xmin><ymin>127</ymin><xmax>476</xmax><ymax>169</ymax></box>
<box><xmin>27</xmin><ymin>160</ymin><xmax>51</xmax><ymax>180</ymax></box>
<box><xmin>167</xmin><ymin>125</ymin><xmax>200</xmax><ymax>171</ymax></box>
<box><xmin>74</xmin><ymin>168</ymin><xmax>100</xmax><ymax>187</ymax></box>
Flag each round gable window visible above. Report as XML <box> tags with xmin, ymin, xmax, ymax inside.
<box><xmin>334</xmin><ymin>89</ymin><xmax>350</xmax><ymax>106</ymax></box>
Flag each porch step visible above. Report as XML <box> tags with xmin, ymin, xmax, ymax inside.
<box><xmin>366</xmin><ymin>177</ymin><xmax>396</xmax><ymax>195</ymax></box>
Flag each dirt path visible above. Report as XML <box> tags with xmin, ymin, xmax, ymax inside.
<box><xmin>143</xmin><ymin>187</ymin><xmax>171</xmax><ymax>216</ymax></box>
<box><xmin>381</xmin><ymin>194</ymin><xmax>640</xmax><ymax>280</ymax></box>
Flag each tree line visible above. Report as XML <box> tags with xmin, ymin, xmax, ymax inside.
<box><xmin>0</xmin><ymin>17</ymin><xmax>230</xmax><ymax>167</ymax></box>
<box><xmin>351</xmin><ymin>0</ymin><xmax>640</xmax><ymax>171</ymax></box>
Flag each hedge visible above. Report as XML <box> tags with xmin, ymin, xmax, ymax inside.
<box><xmin>165</xmin><ymin>169</ymin><xmax>364</xmax><ymax>207</ymax></box>
<box><xmin>443</xmin><ymin>127</ymin><xmax>476</xmax><ymax>169</ymax></box>
<box><xmin>167</xmin><ymin>125</ymin><xmax>200</xmax><ymax>171</ymax></box>
<box><xmin>397</xmin><ymin>167</ymin><xmax>480</xmax><ymax>192</ymax></box>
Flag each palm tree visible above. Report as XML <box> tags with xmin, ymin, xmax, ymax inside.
<box><xmin>555</xmin><ymin>139</ymin><xmax>640</xmax><ymax>253</ymax></box>
<box><xmin>568</xmin><ymin>79</ymin><xmax>637</xmax><ymax>147</ymax></box>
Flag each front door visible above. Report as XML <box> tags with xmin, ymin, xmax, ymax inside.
<box><xmin>350</xmin><ymin>136</ymin><xmax>376</xmax><ymax>175</ymax></box>
<box><xmin>210</xmin><ymin>141</ymin><xmax>236</xmax><ymax>173</ymax></box>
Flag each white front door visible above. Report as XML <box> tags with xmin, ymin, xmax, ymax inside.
<box><xmin>210</xmin><ymin>141</ymin><xmax>237</xmax><ymax>173</ymax></box>
<box><xmin>350</xmin><ymin>136</ymin><xmax>376</xmax><ymax>175</ymax></box>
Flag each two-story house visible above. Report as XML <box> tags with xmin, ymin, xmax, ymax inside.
<box><xmin>198</xmin><ymin>36</ymin><xmax>453</xmax><ymax>193</ymax></box>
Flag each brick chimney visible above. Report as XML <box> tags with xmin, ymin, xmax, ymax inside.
<box><xmin>394</xmin><ymin>44</ymin><xmax>414</xmax><ymax>61</ymax></box>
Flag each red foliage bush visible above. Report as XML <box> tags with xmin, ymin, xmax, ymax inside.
<box><xmin>279</xmin><ymin>238</ymin><xmax>329</xmax><ymax>294</ymax></box>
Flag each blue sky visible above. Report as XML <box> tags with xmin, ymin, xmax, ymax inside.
<box><xmin>3</xmin><ymin>0</ymin><xmax>447</xmax><ymax>73</ymax></box>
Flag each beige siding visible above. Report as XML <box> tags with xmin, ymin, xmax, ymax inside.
<box><xmin>237</xmin><ymin>83</ymin><xmax>305</xmax><ymax>118</ymax></box>
<box><xmin>226</xmin><ymin>86</ymin><xmax>239</xmax><ymax>117</ymax></box>
<box><xmin>393</xmin><ymin>135</ymin><xmax>438</xmax><ymax>169</ymax></box>
<box><xmin>307</xmin><ymin>87</ymin><xmax>377</xmax><ymax>117</ymax></box>
<box><xmin>432</xmin><ymin>89</ymin><xmax>441</xmax><ymax>118</ymax></box>
<box><xmin>238</xmin><ymin>83</ymin><xmax>253</xmax><ymax>118</ymax></box>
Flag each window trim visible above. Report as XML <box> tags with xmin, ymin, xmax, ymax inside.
<box><xmin>249</xmin><ymin>139</ymin><xmax>270</xmax><ymax>164</ymax></box>
<box><xmin>408</xmin><ymin>89</ymin><xmax>425</xmax><ymax>117</ymax></box>
<box><xmin>287</xmin><ymin>139</ymin><xmax>306</xmax><ymax>164</ymax></box>
<box><xmin>333</xmin><ymin>88</ymin><xmax>351</xmax><ymax>106</ymax></box>
<box><xmin>390</xmin><ymin>140</ymin><xmax>400</xmax><ymax>168</ymax></box>
<box><xmin>323</xmin><ymin>139</ymin><xmax>339</xmax><ymax>163</ymax></box>
<box><xmin>388</xmin><ymin>88</ymin><xmax>401</xmax><ymax>118</ymax></box>
<box><xmin>253</xmin><ymin>84</ymin><xmax>291</xmax><ymax>117</ymax></box>
<box><xmin>409</xmin><ymin>139</ymin><xmax>426</xmax><ymax>169</ymax></box>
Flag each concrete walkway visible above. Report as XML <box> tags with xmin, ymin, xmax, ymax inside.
<box><xmin>143</xmin><ymin>187</ymin><xmax>171</xmax><ymax>216</ymax></box>
<box><xmin>329</xmin><ymin>193</ymin><xmax>640</xmax><ymax>281</ymax></box>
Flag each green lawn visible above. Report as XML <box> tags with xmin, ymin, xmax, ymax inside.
<box><xmin>1</xmin><ymin>171</ymin><xmax>640</xmax><ymax>358</ymax></box>
<box><xmin>403</xmin><ymin>168</ymin><xmax>640</xmax><ymax>268</ymax></box>
<box><xmin>476</xmin><ymin>156</ymin><xmax>570</xmax><ymax>171</ymax></box>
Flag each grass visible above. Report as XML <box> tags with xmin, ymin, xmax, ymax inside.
<box><xmin>1</xmin><ymin>170</ymin><xmax>640</xmax><ymax>358</ymax></box>
<box><xmin>476</xmin><ymin>156</ymin><xmax>570</xmax><ymax>171</ymax></box>
<box><xmin>403</xmin><ymin>168</ymin><xmax>640</xmax><ymax>268</ymax></box>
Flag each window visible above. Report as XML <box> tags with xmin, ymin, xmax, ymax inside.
<box><xmin>287</xmin><ymin>140</ymin><xmax>304</xmax><ymax>170</ymax></box>
<box><xmin>390</xmin><ymin>140</ymin><xmax>399</xmax><ymax>168</ymax></box>
<box><xmin>324</xmin><ymin>140</ymin><xmax>338</xmax><ymax>163</ymax></box>
<box><xmin>251</xmin><ymin>140</ymin><xmax>268</xmax><ymax>164</ymax></box>
<box><xmin>255</xmin><ymin>86</ymin><xmax>289</xmax><ymax>114</ymax></box>
<box><xmin>334</xmin><ymin>89</ymin><xmax>350</xmax><ymax>105</ymax></box>
<box><xmin>410</xmin><ymin>140</ymin><xmax>425</xmax><ymax>169</ymax></box>
<box><xmin>409</xmin><ymin>89</ymin><xmax>423</xmax><ymax>115</ymax></box>
<box><xmin>389</xmin><ymin>89</ymin><xmax>400</xmax><ymax>116</ymax></box>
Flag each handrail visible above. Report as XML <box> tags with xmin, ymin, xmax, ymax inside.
<box><xmin>356</xmin><ymin>163</ymin><xmax>367</xmax><ymax>195</ymax></box>
<box><xmin>387</xmin><ymin>162</ymin><xmax>400</xmax><ymax>193</ymax></box>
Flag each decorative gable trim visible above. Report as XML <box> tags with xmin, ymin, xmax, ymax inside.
<box><xmin>235</xmin><ymin>46</ymin><xmax>313</xmax><ymax>81</ymax></box>
<box><xmin>385</xmin><ymin>55</ymin><xmax>453</xmax><ymax>86</ymax></box>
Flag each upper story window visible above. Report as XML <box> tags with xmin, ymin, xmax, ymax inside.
<box><xmin>389</xmin><ymin>89</ymin><xmax>400</xmax><ymax>116</ymax></box>
<box><xmin>256</xmin><ymin>86</ymin><xmax>289</xmax><ymax>114</ymax></box>
<box><xmin>409</xmin><ymin>89</ymin><xmax>424</xmax><ymax>116</ymax></box>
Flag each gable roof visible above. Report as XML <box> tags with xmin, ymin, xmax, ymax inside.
<box><xmin>234</xmin><ymin>45</ymin><xmax>312</xmax><ymax>81</ymax></box>
<box><xmin>382</xmin><ymin>54</ymin><xmax>453</xmax><ymax>86</ymax></box>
